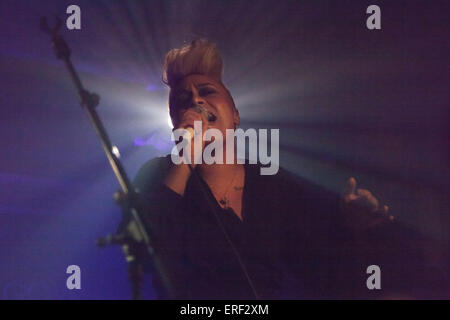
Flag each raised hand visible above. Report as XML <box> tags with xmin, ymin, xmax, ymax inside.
<box><xmin>341</xmin><ymin>177</ymin><xmax>394</xmax><ymax>231</ymax></box>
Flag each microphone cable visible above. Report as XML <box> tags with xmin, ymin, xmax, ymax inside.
<box><xmin>187</xmin><ymin>164</ymin><xmax>260</xmax><ymax>299</ymax></box>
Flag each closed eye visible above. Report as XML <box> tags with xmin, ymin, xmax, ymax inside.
<box><xmin>199</xmin><ymin>87</ymin><xmax>217</xmax><ymax>96</ymax></box>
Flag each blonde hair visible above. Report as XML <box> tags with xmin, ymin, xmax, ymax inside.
<box><xmin>162</xmin><ymin>39</ymin><xmax>224</xmax><ymax>89</ymax></box>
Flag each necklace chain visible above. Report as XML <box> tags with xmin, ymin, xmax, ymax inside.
<box><xmin>217</xmin><ymin>165</ymin><xmax>240</xmax><ymax>208</ymax></box>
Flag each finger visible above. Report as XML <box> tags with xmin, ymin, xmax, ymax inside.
<box><xmin>356</xmin><ymin>188</ymin><xmax>372</xmax><ymax>197</ymax></box>
<box><xmin>358</xmin><ymin>190</ymin><xmax>384</xmax><ymax>214</ymax></box>
<box><xmin>356</xmin><ymin>189</ymin><xmax>378</xmax><ymax>207</ymax></box>
<box><xmin>343</xmin><ymin>177</ymin><xmax>357</xmax><ymax>196</ymax></box>
<box><xmin>365</xmin><ymin>194</ymin><xmax>379</xmax><ymax>212</ymax></box>
<box><xmin>350</xmin><ymin>194</ymin><xmax>378</xmax><ymax>212</ymax></box>
<box><xmin>378</xmin><ymin>205</ymin><xmax>394</xmax><ymax>221</ymax></box>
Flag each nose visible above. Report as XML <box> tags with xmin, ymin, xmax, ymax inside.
<box><xmin>193</xmin><ymin>96</ymin><xmax>205</xmax><ymax>106</ymax></box>
<box><xmin>191</xmin><ymin>88</ymin><xmax>205</xmax><ymax>106</ymax></box>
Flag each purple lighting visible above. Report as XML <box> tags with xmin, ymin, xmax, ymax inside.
<box><xmin>134</xmin><ymin>132</ymin><xmax>172</xmax><ymax>151</ymax></box>
<box><xmin>146</xmin><ymin>84</ymin><xmax>161</xmax><ymax>91</ymax></box>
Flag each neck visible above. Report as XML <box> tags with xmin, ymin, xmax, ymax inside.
<box><xmin>197</xmin><ymin>162</ymin><xmax>242</xmax><ymax>184</ymax></box>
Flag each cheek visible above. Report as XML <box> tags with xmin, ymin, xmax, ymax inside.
<box><xmin>213</xmin><ymin>99</ymin><xmax>235</xmax><ymax>120</ymax></box>
<box><xmin>217</xmin><ymin>110</ymin><xmax>235</xmax><ymax>129</ymax></box>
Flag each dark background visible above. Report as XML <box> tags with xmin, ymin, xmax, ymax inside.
<box><xmin>0</xmin><ymin>0</ymin><xmax>448</xmax><ymax>299</ymax></box>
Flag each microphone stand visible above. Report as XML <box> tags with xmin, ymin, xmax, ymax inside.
<box><xmin>40</xmin><ymin>17</ymin><xmax>173</xmax><ymax>299</ymax></box>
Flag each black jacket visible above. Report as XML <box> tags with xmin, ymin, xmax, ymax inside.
<box><xmin>129</xmin><ymin>155</ymin><xmax>447</xmax><ymax>299</ymax></box>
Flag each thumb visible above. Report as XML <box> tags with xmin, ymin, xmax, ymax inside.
<box><xmin>343</xmin><ymin>177</ymin><xmax>357</xmax><ymax>196</ymax></box>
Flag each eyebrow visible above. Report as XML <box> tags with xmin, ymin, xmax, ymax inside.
<box><xmin>177</xmin><ymin>82</ymin><xmax>216</xmax><ymax>93</ymax></box>
<box><xmin>195</xmin><ymin>82</ymin><xmax>216</xmax><ymax>88</ymax></box>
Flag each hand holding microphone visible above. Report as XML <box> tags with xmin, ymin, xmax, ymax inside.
<box><xmin>192</xmin><ymin>104</ymin><xmax>217</xmax><ymax>122</ymax></box>
<box><xmin>181</xmin><ymin>104</ymin><xmax>216</xmax><ymax>140</ymax></box>
<box><xmin>164</xmin><ymin>104</ymin><xmax>217</xmax><ymax>195</ymax></box>
<box><xmin>176</xmin><ymin>104</ymin><xmax>216</xmax><ymax>167</ymax></box>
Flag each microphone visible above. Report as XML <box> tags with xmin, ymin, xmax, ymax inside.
<box><xmin>193</xmin><ymin>104</ymin><xmax>217</xmax><ymax>122</ymax></box>
<box><xmin>180</xmin><ymin>104</ymin><xmax>213</xmax><ymax>141</ymax></box>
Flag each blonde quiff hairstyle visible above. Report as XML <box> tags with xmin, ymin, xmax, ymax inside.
<box><xmin>163</xmin><ymin>39</ymin><xmax>230</xmax><ymax>122</ymax></box>
<box><xmin>163</xmin><ymin>39</ymin><xmax>224</xmax><ymax>88</ymax></box>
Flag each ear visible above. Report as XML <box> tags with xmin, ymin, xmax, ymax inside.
<box><xmin>233</xmin><ymin>107</ymin><xmax>240</xmax><ymax>128</ymax></box>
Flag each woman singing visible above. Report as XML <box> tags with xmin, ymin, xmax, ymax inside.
<box><xmin>128</xmin><ymin>39</ymin><xmax>442</xmax><ymax>299</ymax></box>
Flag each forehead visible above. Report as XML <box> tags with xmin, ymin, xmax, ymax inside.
<box><xmin>178</xmin><ymin>74</ymin><xmax>225</xmax><ymax>90</ymax></box>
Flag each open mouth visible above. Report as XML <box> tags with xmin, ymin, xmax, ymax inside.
<box><xmin>206</xmin><ymin>112</ymin><xmax>217</xmax><ymax>122</ymax></box>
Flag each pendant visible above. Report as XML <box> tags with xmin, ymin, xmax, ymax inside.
<box><xmin>219</xmin><ymin>197</ymin><xmax>228</xmax><ymax>207</ymax></box>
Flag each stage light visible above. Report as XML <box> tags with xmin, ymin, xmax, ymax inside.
<box><xmin>168</xmin><ymin>114</ymin><xmax>173</xmax><ymax>129</ymax></box>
